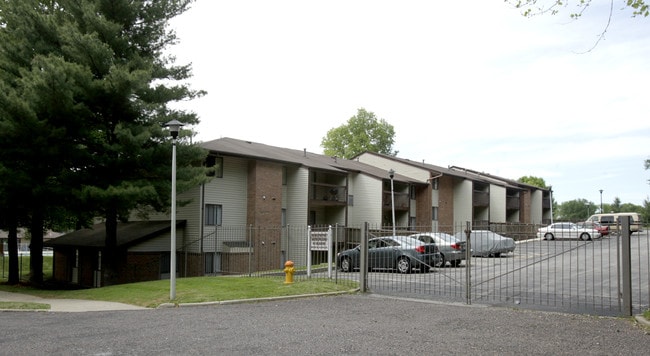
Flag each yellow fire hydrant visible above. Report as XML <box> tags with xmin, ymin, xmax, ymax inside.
<box><xmin>283</xmin><ymin>260</ymin><xmax>295</xmax><ymax>284</ymax></box>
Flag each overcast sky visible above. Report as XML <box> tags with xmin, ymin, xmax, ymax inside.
<box><xmin>168</xmin><ymin>0</ymin><xmax>650</xmax><ymax>208</ymax></box>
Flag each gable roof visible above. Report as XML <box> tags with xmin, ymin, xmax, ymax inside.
<box><xmin>44</xmin><ymin>221</ymin><xmax>186</xmax><ymax>249</ymax></box>
<box><xmin>201</xmin><ymin>137</ymin><xmax>423</xmax><ymax>184</ymax></box>
<box><xmin>354</xmin><ymin>151</ymin><xmax>547</xmax><ymax>192</ymax></box>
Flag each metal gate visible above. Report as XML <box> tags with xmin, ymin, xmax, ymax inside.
<box><xmin>357</xmin><ymin>222</ymin><xmax>650</xmax><ymax>317</ymax></box>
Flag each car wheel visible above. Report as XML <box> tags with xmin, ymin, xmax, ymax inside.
<box><xmin>544</xmin><ymin>233</ymin><xmax>555</xmax><ymax>240</ymax></box>
<box><xmin>396</xmin><ymin>257</ymin><xmax>411</xmax><ymax>274</ymax></box>
<box><xmin>340</xmin><ymin>257</ymin><xmax>351</xmax><ymax>272</ymax></box>
<box><xmin>579</xmin><ymin>233</ymin><xmax>591</xmax><ymax>241</ymax></box>
<box><xmin>493</xmin><ymin>252</ymin><xmax>502</xmax><ymax>258</ymax></box>
<box><xmin>450</xmin><ymin>260</ymin><xmax>461</xmax><ymax>267</ymax></box>
<box><xmin>437</xmin><ymin>254</ymin><xmax>446</xmax><ymax>268</ymax></box>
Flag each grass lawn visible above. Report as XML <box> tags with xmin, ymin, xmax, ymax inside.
<box><xmin>0</xmin><ymin>276</ymin><xmax>358</xmax><ymax>308</ymax></box>
<box><xmin>2</xmin><ymin>254</ymin><xmax>356</xmax><ymax>309</ymax></box>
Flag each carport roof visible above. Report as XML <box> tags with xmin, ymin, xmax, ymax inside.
<box><xmin>44</xmin><ymin>220</ymin><xmax>186</xmax><ymax>249</ymax></box>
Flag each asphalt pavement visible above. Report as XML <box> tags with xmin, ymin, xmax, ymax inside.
<box><xmin>1</xmin><ymin>291</ymin><xmax>650</xmax><ymax>355</ymax></box>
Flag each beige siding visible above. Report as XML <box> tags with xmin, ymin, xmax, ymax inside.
<box><xmin>285</xmin><ymin>166</ymin><xmax>309</xmax><ymax>226</ymax></box>
<box><xmin>357</xmin><ymin>153</ymin><xmax>429</xmax><ymax>182</ymax></box>
<box><xmin>140</xmin><ymin>183</ymin><xmax>202</xmax><ymax>253</ymax></box>
<box><xmin>490</xmin><ymin>185</ymin><xmax>506</xmax><ymax>223</ymax></box>
<box><xmin>454</xmin><ymin>180</ymin><xmax>473</xmax><ymax>226</ymax></box>
<box><xmin>531</xmin><ymin>189</ymin><xmax>543</xmax><ymax>223</ymax></box>
<box><xmin>204</xmin><ymin>156</ymin><xmax>248</xmax><ymax>225</ymax></box>
<box><xmin>128</xmin><ymin>230</ymin><xmax>182</xmax><ymax>252</ymax></box>
<box><xmin>348</xmin><ymin>173</ymin><xmax>383</xmax><ymax>226</ymax></box>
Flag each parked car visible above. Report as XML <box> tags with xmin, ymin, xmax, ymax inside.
<box><xmin>337</xmin><ymin>236</ymin><xmax>441</xmax><ymax>274</ymax></box>
<box><xmin>409</xmin><ymin>232</ymin><xmax>466</xmax><ymax>267</ymax></box>
<box><xmin>536</xmin><ymin>222</ymin><xmax>601</xmax><ymax>241</ymax></box>
<box><xmin>587</xmin><ymin>212</ymin><xmax>643</xmax><ymax>235</ymax></box>
<box><xmin>454</xmin><ymin>230</ymin><xmax>516</xmax><ymax>257</ymax></box>
<box><xmin>577</xmin><ymin>221</ymin><xmax>609</xmax><ymax>236</ymax></box>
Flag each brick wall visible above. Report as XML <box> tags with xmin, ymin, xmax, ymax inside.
<box><xmin>438</xmin><ymin>175</ymin><xmax>455</xmax><ymax>233</ymax></box>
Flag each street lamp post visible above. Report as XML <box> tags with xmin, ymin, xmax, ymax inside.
<box><xmin>599</xmin><ymin>189</ymin><xmax>603</xmax><ymax>214</ymax></box>
<box><xmin>388</xmin><ymin>169</ymin><xmax>396</xmax><ymax>236</ymax></box>
<box><xmin>165</xmin><ymin>120</ymin><xmax>184</xmax><ymax>300</ymax></box>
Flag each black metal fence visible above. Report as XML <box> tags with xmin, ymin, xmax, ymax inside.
<box><xmin>353</xmin><ymin>222</ymin><xmax>649</xmax><ymax>317</ymax></box>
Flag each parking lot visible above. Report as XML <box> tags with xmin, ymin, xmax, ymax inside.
<box><xmin>333</xmin><ymin>231</ymin><xmax>650</xmax><ymax>316</ymax></box>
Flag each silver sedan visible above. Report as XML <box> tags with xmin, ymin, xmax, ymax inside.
<box><xmin>537</xmin><ymin>222</ymin><xmax>602</xmax><ymax>241</ymax></box>
<box><xmin>409</xmin><ymin>232</ymin><xmax>466</xmax><ymax>267</ymax></box>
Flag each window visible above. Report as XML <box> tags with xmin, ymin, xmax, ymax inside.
<box><xmin>409</xmin><ymin>185</ymin><xmax>416</xmax><ymax>199</ymax></box>
<box><xmin>206</xmin><ymin>155</ymin><xmax>223</xmax><ymax>178</ymax></box>
<box><xmin>432</xmin><ymin>206</ymin><xmax>438</xmax><ymax>221</ymax></box>
<box><xmin>281</xmin><ymin>208</ymin><xmax>287</xmax><ymax>227</ymax></box>
<box><xmin>282</xmin><ymin>166</ymin><xmax>287</xmax><ymax>185</ymax></box>
<box><xmin>205</xmin><ymin>204</ymin><xmax>222</xmax><ymax>226</ymax></box>
<box><xmin>431</xmin><ymin>178</ymin><xmax>439</xmax><ymax>190</ymax></box>
<box><xmin>348</xmin><ymin>195</ymin><xmax>354</xmax><ymax>206</ymax></box>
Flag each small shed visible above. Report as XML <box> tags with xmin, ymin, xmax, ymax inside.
<box><xmin>45</xmin><ymin>220</ymin><xmax>186</xmax><ymax>287</ymax></box>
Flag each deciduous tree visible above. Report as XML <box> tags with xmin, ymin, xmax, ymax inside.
<box><xmin>321</xmin><ymin>108</ymin><xmax>397</xmax><ymax>159</ymax></box>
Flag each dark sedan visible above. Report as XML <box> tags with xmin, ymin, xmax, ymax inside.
<box><xmin>337</xmin><ymin>236</ymin><xmax>441</xmax><ymax>274</ymax></box>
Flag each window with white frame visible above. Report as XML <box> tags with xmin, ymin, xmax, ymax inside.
<box><xmin>432</xmin><ymin>206</ymin><xmax>439</xmax><ymax>221</ymax></box>
<box><xmin>205</xmin><ymin>204</ymin><xmax>222</xmax><ymax>226</ymax></box>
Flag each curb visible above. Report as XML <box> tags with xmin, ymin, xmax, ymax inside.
<box><xmin>634</xmin><ymin>314</ymin><xmax>650</xmax><ymax>328</ymax></box>
<box><xmin>157</xmin><ymin>288</ymin><xmax>360</xmax><ymax>309</ymax></box>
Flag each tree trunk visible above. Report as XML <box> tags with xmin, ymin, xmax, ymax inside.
<box><xmin>103</xmin><ymin>203</ymin><xmax>119</xmax><ymax>286</ymax></box>
<box><xmin>29</xmin><ymin>208</ymin><xmax>44</xmax><ymax>286</ymax></box>
<box><xmin>7</xmin><ymin>217</ymin><xmax>20</xmax><ymax>285</ymax></box>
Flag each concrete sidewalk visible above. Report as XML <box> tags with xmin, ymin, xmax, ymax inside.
<box><xmin>0</xmin><ymin>290</ymin><xmax>147</xmax><ymax>312</ymax></box>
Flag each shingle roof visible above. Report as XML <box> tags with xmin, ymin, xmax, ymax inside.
<box><xmin>355</xmin><ymin>151</ymin><xmax>540</xmax><ymax>191</ymax></box>
<box><xmin>44</xmin><ymin>220</ymin><xmax>186</xmax><ymax>249</ymax></box>
<box><xmin>200</xmin><ymin>137</ymin><xmax>423</xmax><ymax>184</ymax></box>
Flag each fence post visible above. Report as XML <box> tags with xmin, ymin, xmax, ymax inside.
<box><xmin>360</xmin><ymin>222</ymin><xmax>368</xmax><ymax>292</ymax></box>
<box><xmin>465</xmin><ymin>221</ymin><xmax>472</xmax><ymax>305</ymax></box>
<box><xmin>307</xmin><ymin>225</ymin><xmax>312</xmax><ymax>278</ymax></box>
<box><xmin>620</xmin><ymin>217</ymin><xmax>632</xmax><ymax>316</ymax></box>
<box><xmin>327</xmin><ymin>225</ymin><xmax>333</xmax><ymax>279</ymax></box>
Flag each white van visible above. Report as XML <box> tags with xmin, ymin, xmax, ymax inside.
<box><xmin>587</xmin><ymin>213</ymin><xmax>643</xmax><ymax>234</ymax></box>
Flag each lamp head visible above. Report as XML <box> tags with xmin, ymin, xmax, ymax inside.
<box><xmin>388</xmin><ymin>169</ymin><xmax>395</xmax><ymax>179</ymax></box>
<box><xmin>164</xmin><ymin>120</ymin><xmax>185</xmax><ymax>139</ymax></box>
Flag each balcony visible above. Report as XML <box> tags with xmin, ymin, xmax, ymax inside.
<box><xmin>382</xmin><ymin>191</ymin><xmax>410</xmax><ymax>211</ymax></box>
<box><xmin>473</xmin><ymin>191</ymin><xmax>489</xmax><ymax>207</ymax></box>
<box><xmin>310</xmin><ymin>183</ymin><xmax>347</xmax><ymax>207</ymax></box>
<box><xmin>506</xmin><ymin>196</ymin><xmax>520</xmax><ymax>210</ymax></box>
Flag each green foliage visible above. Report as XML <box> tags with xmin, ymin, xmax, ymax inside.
<box><xmin>556</xmin><ymin>197</ymin><xmax>647</xmax><ymax>222</ymax></box>
<box><xmin>321</xmin><ymin>108</ymin><xmax>397</xmax><ymax>159</ymax></box>
<box><xmin>0</xmin><ymin>0</ymin><xmax>210</xmax><ymax>283</ymax></box>
<box><xmin>518</xmin><ymin>176</ymin><xmax>548</xmax><ymax>188</ymax></box>
<box><xmin>557</xmin><ymin>198</ymin><xmax>594</xmax><ymax>220</ymax></box>
<box><xmin>507</xmin><ymin>0</ymin><xmax>649</xmax><ymax>18</ymax></box>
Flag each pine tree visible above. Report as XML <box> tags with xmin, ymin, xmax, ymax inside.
<box><xmin>0</xmin><ymin>0</ymin><xmax>209</xmax><ymax>286</ymax></box>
